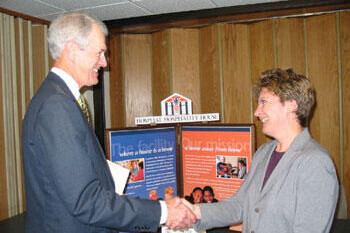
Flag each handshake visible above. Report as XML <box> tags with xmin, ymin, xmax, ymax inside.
<box><xmin>165</xmin><ymin>197</ymin><xmax>201</xmax><ymax>229</ymax></box>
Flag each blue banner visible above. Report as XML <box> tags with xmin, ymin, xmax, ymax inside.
<box><xmin>110</xmin><ymin>127</ymin><xmax>177</xmax><ymax>201</ymax></box>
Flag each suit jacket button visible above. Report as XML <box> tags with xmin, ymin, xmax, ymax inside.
<box><xmin>254</xmin><ymin>208</ymin><xmax>259</xmax><ymax>213</ymax></box>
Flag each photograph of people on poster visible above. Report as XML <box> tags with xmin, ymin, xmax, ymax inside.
<box><xmin>116</xmin><ymin>159</ymin><xmax>145</xmax><ymax>183</ymax></box>
<box><xmin>109</xmin><ymin>127</ymin><xmax>178</xmax><ymax>200</ymax></box>
<box><xmin>181</xmin><ymin>125</ymin><xmax>253</xmax><ymax>201</ymax></box>
<box><xmin>216</xmin><ymin>156</ymin><xmax>248</xmax><ymax>179</ymax></box>
<box><xmin>184</xmin><ymin>185</ymin><xmax>219</xmax><ymax>204</ymax></box>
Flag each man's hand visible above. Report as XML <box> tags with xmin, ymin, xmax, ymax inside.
<box><xmin>165</xmin><ymin>197</ymin><xmax>197</xmax><ymax>229</ymax></box>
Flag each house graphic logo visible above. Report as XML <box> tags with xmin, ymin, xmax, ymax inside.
<box><xmin>135</xmin><ymin>93</ymin><xmax>219</xmax><ymax>125</ymax></box>
<box><xmin>161</xmin><ymin>93</ymin><xmax>192</xmax><ymax>116</ymax></box>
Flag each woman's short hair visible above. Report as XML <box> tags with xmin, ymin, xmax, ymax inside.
<box><xmin>47</xmin><ymin>12</ymin><xmax>108</xmax><ymax>60</ymax></box>
<box><xmin>253</xmin><ymin>68</ymin><xmax>315</xmax><ymax>127</ymax></box>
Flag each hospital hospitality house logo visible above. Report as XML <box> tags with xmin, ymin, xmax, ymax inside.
<box><xmin>161</xmin><ymin>93</ymin><xmax>192</xmax><ymax>116</ymax></box>
<box><xmin>135</xmin><ymin>93</ymin><xmax>219</xmax><ymax>125</ymax></box>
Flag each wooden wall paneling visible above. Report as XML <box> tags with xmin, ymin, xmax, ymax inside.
<box><xmin>108</xmin><ymin>35</ymin><xmax>125</xmax><ymax>128</ymax></box>
<box><xmin>250</xmin><ymin>20</ymin><xmax>275</xmax><ymax>147</ymax></box>
<box><xmin>340</xmin><ymin>11</ymin><xmax>350</xmax><ymax>217</ymax></box>
<box><xmin>20</xmin><ymin>19</ymin><xmax>28</xmax><ymax>212</ymax></box>
<box><xmin>15</xmin><ymin>19</ymin><xmax>24</xmax><ymax>122</ymax></box>
<box><xmin>2</xmin><ymin>13</ymin><xmax>18</xmax><ymax>218</ymax></box>
<box><xmin>306</xmin><ymin>13</ymin><xmax>340</xmax><ymax>173</ymax></box>
<box><xmin>23</xmin><ymin>21</ymin><xmax>32</xmax><ymax>107</ymax></box>
<box><xmin>14</xmin><ymin>18</ymin><xmax>25</xmax><ymax>213</ymax></box>
<box><xmin>32</xmin><ymin>25</ymin><xmax>47</xmax><ymax>93</ymax></box>
<box><xmin>221</xmin><ymin>23</ymin><xmax>252</xmax><ymax>124</ymax></box>
<box><xmin>123</xmin><ymin>34</ymin><xmax>152</xmax><ymax>126</ymax></box>
<box><xmin>199</xmin><ymin>25</ymin><xmax>221</xmax><ymax>117</ymax></box>
<box><xmin>152</xmin><ymin>30</ymin><xmax>171</xmax><ymax>115</ymax></box>
<box><xmin>9</xmin><ymin>17</ymin><xmax>23</xmax><ymax>216</ymax></box>
<box><xmin>0</xmin><ymin>13</ymin><xmax>9</xmax><ymax>221</ymax></box>
<box><xmin>170</xmin><ymin>28</ymin><xmax>200</xmax><ymax>113</ymax></box>
<box><xmin>275</xmin><ymin>17</ymin><xmax>306</xmax><ymax>74</ymax></box>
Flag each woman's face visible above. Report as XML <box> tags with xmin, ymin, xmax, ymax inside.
<box><xmin>254</xmin><ymin>88</ymin><xmax>288</xmax><ymax>139</ymax></box>
<box><xmin>203</xmin><ymin>190</ymin><xmax>214</xmax><ymax>203</ymax></box>
<box><xmin>193</xmin><ymin>190</ymin><xmax>203</xmax><ymax>204</ymax></box>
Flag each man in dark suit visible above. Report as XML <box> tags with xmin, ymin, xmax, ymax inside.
<box><xmin>22</xmin><ymin>12</ymin><xmax>195</xmax><ymax>233</ymax></box>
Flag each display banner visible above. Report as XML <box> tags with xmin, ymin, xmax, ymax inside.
<box><xmin>180</xmin><ymin>125</ymin><xmax>254</xmax><ymax>202</ymax></box>
<box><xmin>108</xmin><ymin>126</ymin><xmax>178</xmax><ymax>200</ymax></box>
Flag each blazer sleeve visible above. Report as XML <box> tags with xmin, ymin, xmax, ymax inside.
<box><xmin>36</xmin><ymin>94</ymin><xmax>161</xmax><ymax>231</ymax></box>
<box><xmin>293</xmin><ymin>146</ymin><xmax>339</xmax><ymax>232</ymax></box>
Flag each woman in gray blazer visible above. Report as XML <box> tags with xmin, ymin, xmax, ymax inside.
<box><xmin>185</xmin><ymin>68</ymin><xmax>339</xmax><ymax>233</ymax></box>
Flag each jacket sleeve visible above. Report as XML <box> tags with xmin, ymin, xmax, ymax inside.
<box><xmin>293</xmin><ymin>146</ymin><xmax>339</xmax><ymax>233</ymax></box>
<box><xmin>37</xmin><ymin>94</ymin><xmax>161</xmax><ymax>231</ymax></box>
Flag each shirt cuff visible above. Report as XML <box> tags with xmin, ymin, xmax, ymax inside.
<box><xmin>159</xmin><ymin>200</ymin><xmax>168</xmax><ymax>225</ymax></box>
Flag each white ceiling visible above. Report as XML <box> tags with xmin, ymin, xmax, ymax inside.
<box><xmin>0</xmin><ymin>0</ymin><xmax>285</xmax><ymax>22</ymax></box>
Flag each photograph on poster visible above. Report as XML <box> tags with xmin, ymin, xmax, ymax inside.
<box><xmin>108</xmin><ymin>127</ymin><xmax>178</xmax><ymax>200</ymax></box>
<box><xmin>216</xmin><ymin>156</ymin><xmax>248</xmax><ymax>179</ymax></box>
<box><xmin>116</xmin><ymin>159</ymin><xmax>145</xmax><ymax>183</ymax></box>
<box><xmin>184</xmin><ymin>185</ymin><xmax>220</xmax><ymax>204</ymax></box>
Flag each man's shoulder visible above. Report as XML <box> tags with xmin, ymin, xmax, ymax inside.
<box><xmin>33</xmin><ymin>73</ymin><xmax>73</xmax><ymax>101</ymax></box>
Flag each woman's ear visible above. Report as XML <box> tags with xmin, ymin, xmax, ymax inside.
<box><xmin>286</xmin><ymin>99</ymin><xmax>298</xmax><ymax>113</ymax></box>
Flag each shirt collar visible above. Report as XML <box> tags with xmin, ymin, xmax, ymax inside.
<box><xmin>51</xmin><ymin>67</ymin><xmax>80</xmax><ymax>100</ymax></box>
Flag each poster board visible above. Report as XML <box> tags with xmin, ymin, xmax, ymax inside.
<box><xmin>106</xmin><ymin>126</ymin><xmax>179</xmax><ymax>200</ymax></box>
<box><xmin>180</xmin><ymin>124</ymin><xmax>254</xmax><ymax>232</ymax></box>
<box><xmin>105</xmin><ymin>124</ymin><xmax>255</xmax><ymax>232</ymax></box>
<box><xmin>180</xmin><ymin>124</ymin><xmax>255</xmax><ymax>200</ymax></box>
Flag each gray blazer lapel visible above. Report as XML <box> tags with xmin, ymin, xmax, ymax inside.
<box><xmin>244</xmin><ymin>142</ymin><xmax>275</xmax><ymax>197</ymax></box>
<box><xmin>257</xmin><ymin>145</ymin><xmax>275</xmax><ymax>193</ymax></box>
<box><xmin>259</xmin><ymin>128</ymin><xmax>310</xmax><ymax>197</ymax></box>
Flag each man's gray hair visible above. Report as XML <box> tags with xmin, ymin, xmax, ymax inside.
<box><xmin>47</xmin><ymin>12</ymin><xmax>108</xmax><ymax>60</ymax></box>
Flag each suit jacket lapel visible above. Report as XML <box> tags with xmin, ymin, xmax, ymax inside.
<box><xmin>259</xmin><ymin>128</ymin><xmax>310</xmax><ymax>197</ymax></box>
<box><xmin>257</xmin><ymin>145</ymin><xmax>275</xmax><ymax>193</ymax></box>
<box><xmin>47</xmin><ymin>72</ymin><xmax>113</xmax><ymax>180</ymax></box>
<box><xmin>243</xmin><ymin>143</ymin><xmax>275</xmax><ymax>197</ymax></box>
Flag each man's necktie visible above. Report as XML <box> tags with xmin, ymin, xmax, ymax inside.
<box><xmin>77</xmin><ymin>94</ymin><xmax>90</xmax><ymax>121</ymax></box>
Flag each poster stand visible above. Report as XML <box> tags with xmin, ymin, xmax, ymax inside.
<box><xmin>105</xmin><ymin>123</ymin><xmax>255</xmax><ymax>233</ymax></box>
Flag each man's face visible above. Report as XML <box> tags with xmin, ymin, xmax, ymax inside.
<box><xmin>74</xmin><ymin>24</ymin><xmax>107</xmax><ymax>88</ymax></box>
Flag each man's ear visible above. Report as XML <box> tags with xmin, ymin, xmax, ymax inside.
<box><xmin>64</xmin><ymin>40</ymin><xmax>79</xmax><ymax>61</ymax></box>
